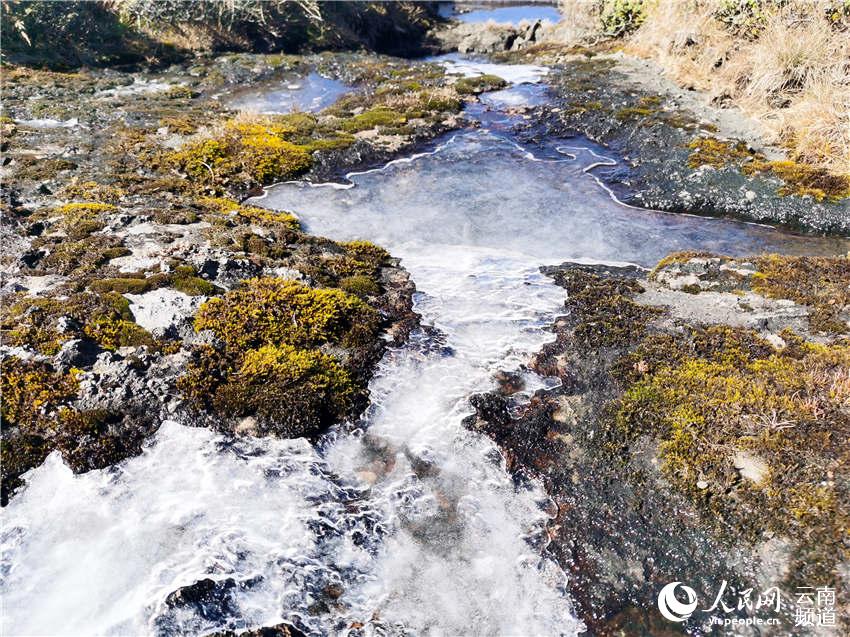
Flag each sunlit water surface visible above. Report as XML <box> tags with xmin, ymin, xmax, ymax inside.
<box><xmin>439</xmin><ymin>2</ymin><xmax>562</xmax><ymax>24</ymax></box>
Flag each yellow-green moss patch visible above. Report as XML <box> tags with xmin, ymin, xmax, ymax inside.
<box><xmin>686</xmin><ymin>137</ymin><xmax>755</xmax><ymax>169</ymax></box>
<box><xmin>454</xmin><ymin>74</ymin><xmax>507</xmax><ymax>95</ymax></box>
<box><xmin>613</xmin><ymin>336</ymin><xmax>850</xmax><ymax>582</ymax></box>
<box><xmin>752</xmin><ymin>254</ymin><xmax>850</xmax><ymax>333</ymax></box>
<box><xmin>743</xmin><ymin>159</ymin><xmax>850</xmax><ymax>201</ymax></box>
<box><xmin>194</xmin><ymin>277</ymin><xmax>379</xmax><ymax>352</ymax></box>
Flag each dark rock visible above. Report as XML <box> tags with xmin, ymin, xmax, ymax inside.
<box><xmin>164</xmin><ymin>578</ymin><xmax>240</xmax><ymax>621</ymax></box>
<box><xmin>493</xmin><ymin>369</ymin><xmax>525</xmax><ymax>395</ymax></box>
<box><xmin>210</xmin><ymin>623</ymin><xmax>307</xmax><ymax>637</ymax></box>
<box><xmin>55</xmin><ymin>337</ymin><xmax>102</xmax><ymax>371</ymax></box>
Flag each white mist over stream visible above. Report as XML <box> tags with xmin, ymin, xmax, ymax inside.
<box><xmin>3</xmin><ymin>58</ymin><xmax>847</xmax><ymax>637</ymax></box>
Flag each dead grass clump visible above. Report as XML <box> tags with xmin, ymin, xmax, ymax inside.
<box><xmin>616</xmin><ymin>0</ymin><xmax>850</xmax><ymax>179</ymax></box>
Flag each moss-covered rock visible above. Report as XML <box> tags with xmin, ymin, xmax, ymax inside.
<box><xmin>0</xmin><ymin>357</ymin><xmax>80</xmax><ymax>503</ymax></box>
<box><xmin>613</xmin><ymin>332</ymin><xmax>850</xmax><ymax>583</ymax></box>
<box><xmin>177</xmin><ymin>276</ymin><xmax>386</xmax><ymax>437</ymax></box>
<box><xmin>453</xmin><ymin>74</ymin><xmax>507</xmax><ymax>95</ymax></box>
<box><xmin>744</xmin><ymin>159</ymin><xmax>850</xmax><ymax>201</ymax></box>
<box><xmin>0</xmin><ymin>51</ymin><xmax>424</xmax><ymax>504</ymax></box>
<box><xmin>167</xmin><ymin>121</ymin><xmax>313</xmax><ymax>193</ymax></box>
<box><xmin>1</xmin><ymin>290</ymin><xmax>138</xmax><ymax>355</ymax></box>
<box><xmin>468</xmin><ymin>255</ymin><xmax>850</xmax><ymax>631</ymax></box>
<box><xmin>194</xmin><ymin>277</ymin><xmax>378</xmax><ymax>353</ymax></box>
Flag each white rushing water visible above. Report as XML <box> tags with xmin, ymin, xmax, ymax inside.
<box><xmin>3</xmin><ymin>57</ymin><xmax>846</xmax><ymax>637</ymax></box>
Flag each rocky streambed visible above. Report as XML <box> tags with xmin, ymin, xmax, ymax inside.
<box><xmin>2</xmin><ymin>16</ymin><xmax>850</xmax><ymax>637</ymax></box>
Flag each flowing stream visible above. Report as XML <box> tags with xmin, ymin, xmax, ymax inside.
<box><xmin>2</xmin><ymin>56</ymin><xmax>848</xmax><ymax>637</ymax></box>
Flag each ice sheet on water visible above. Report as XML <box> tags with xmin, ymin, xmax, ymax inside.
<box><xmin>437</xmin><ymin>53</ymin><xmax>549</xmax><ymax>84</ymax></box>
<box><xmin>226</xmin><ymin>72</ymin><xmax>350</xmax><ymax>114</ymax></box>
<box><xmin>260</xmin><ymin>130</ymin><xmax>847</xmax><ymax>266</ymax></box>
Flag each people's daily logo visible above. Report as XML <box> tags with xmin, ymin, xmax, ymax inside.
<box><xmin>657</xmin><ymin>582</ymin><xmax>698</xmax><ymax>622</ymax></box>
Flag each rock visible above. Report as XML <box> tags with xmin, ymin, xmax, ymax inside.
<box><xmin>55</xmin><ymin>315</ymin><xmax>81</xmax><ymax>333</ymax></box>
<box><xmin>733</xmin><ymin>451</ymin><xmax>768</xmax><ymax>485</ymax></box>
<box><xmin>124</xmin><ymin>288</ymin><xmax>204</xmax><ymax>336</ymax></box>
<box><xmin>55</xmin><ymin>338</ymin><xmax>102</xmax><ymax>371</ymax></box>
<box><xmin>494</xmin><ymin>369</ymin><xmax>525</xmax><ymax>395</ymax></box>
<box><xmin>210</xmin><ymin>623</ymin><xmax>307</xmax><ymax>637</ymax></box>
<box><xmin>164</xmin><ymin>578</ymin><xmax>240</xmax><ymax>621</ymax></box>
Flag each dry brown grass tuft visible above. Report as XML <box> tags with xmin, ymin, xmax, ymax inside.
<box><xmin>609</xmin><ymin>0</ymin><xmax>850</xmax><ymax>177</ymax></box>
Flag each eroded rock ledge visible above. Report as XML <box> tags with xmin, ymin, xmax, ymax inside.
<box><xmin>465</xmin><ymin>253</ymin><xmax>850</xmax><ymax>634</ymax></box>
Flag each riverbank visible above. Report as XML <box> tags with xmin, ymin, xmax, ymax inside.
<box><xmin>465</xmin><ymin>253</ymin><xmax>850</xmax><ymax>634</ymax></box>
<box><xmin>434</xmin><ymin>1</ymin><xmax>850</xmax><ymax>234</ymax></box>
<box><xmin>1</xmin><ymin>48</ymin><xmax>491</xmax><ymax>503</ymax></box>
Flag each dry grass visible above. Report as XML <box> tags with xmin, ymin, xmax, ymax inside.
<box><xmin>575</xmin><ymin>0</ymin><xmax>850</xmax><ymax>176</ymax></box>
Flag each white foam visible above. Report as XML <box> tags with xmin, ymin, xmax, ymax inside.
<box><xmin>1</xmin><ymin>423</ymin><xmax>325</xmax><ymax>635</ymax></box>
<box><xmin>13</xmin><ymin>117</ymin><xmax>80</xmax><ymax>129</ymax></box>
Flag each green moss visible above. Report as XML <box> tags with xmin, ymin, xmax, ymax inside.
<box><xmin>0</xmin><ymin>357</ymin><xmax>79</xmax><ymax>428</ymax></box>
<box><xmin>167</xmin><ymin>119</ymin><xmax>314</xmax><ymax>192</ymax></box>
<box><xmin>55</xmin><ymin>202</ymin><xmax>116</xmax><ymax>239</ymax></box>
<box><xmin>569</xmin><ymin>100</ymin><xmax>604</xmax><ymax>113</ymax></box>
<box><xmin>302</xmin><ymin>135</ymin><xmax>356</xmax><ymax>153</ymax></box>
<box><xmin>51</xmin><ymin>408</ymin><xmax>132</xmax><ymax>472</ymax></box>
<box><xmin>164</xmin><ymin>85</ymin><xmax>195</xmax><ymax>99</ymax></box>
<box><xmin>0</xmin><ymin>357</ymin><xmax>81</xmax><ymax>504</ymax></box>
<box><xmin>238</xmin><ymin>135</ymin><xmax>312</xmax><ymax>184</ymax></box>
<box><xmin>0</xmin><ymin>356</ymin><xmax>139</xmax><ymax>502</ymax></box>
<box><xmin>743</xmin><ymin>159</ymin><xmax>850</xmax><ymax>201</ymax></box>
<box><xmin>171</xmin><ymin>267</ymin><xmax>216</xmax><ymax>296</ymax></box>
<box><xmin>612</xmin><ymin>336</ymin><xmax>850</xmax><ymax>582</ymax></box>
<box><xmin>158</xmin><ymin>115</ymin><xmax>198</xmax><ymax>135</ymax></box>
<box><xmin>197</xmin><ymin>197</ymin><xmax>299</xmax><ymax>230</ymax></box>
<box><xmin>15</xmin><ymin>157</ymin><xmax>78</xmax><ymax>180</ymax></box>
<box><xmin>415</xmin><ymin>89</ymin><xmax>463</xmax><ymax>114</ymax></box>
<box><xmin>61</xmin><ymin>182</ymin><xmax>124</xmax><ymax>203</ymax></box>
<box><xmin>102</xmin><ymin>247</ymin><xmax>132</xmax><ymax>260</ymax></box>
<box><xmin>83</xmin><ymin>316</ymin><xmax>156</xmax><ymax>351</ymax></box>
<box><xmin>555</xmin><ymin>268</ymin><xmax>662</xmax><ymax>350</ymax></box>
<box><xmin>57</xmin><ymin>202</ymin><xmax>117</xmax><ymax>215</ymax></box>
<box><xmin>178</xmin><ymin>341</ymin><xmax>356</xmax><ymax>438</ymax></box>
<box><xmin>686</xmin><ymin>137</ymin><xmax>756</xmax><ymax>169</ymax></box>
<box><xmin>752</xmin><ymin>254</ymin><xmax>850</xmax><ymax>333</ymax></box>
<box><xmin>296</xmin><ymin>241</ymin><xmax>388</xmax><ymax>288</ymax></box>
<box><xmin>454</xmin><ymin>74</ymin><xmax>507</xmax><ymax>95</ymax></box>
<box><xmin>614</xmin><ymin>105</ymin><xmax>658</xmax><ymax>121</ymax></box>
<box><xmin>89</xmin><ymin>275</ymin><xmax>168</xmax><ymax>295</ymax></box>
<box><xmin>228</xmin><ymin>344</ymin><xmax>354</xmax><ymax>425</ymax></box>
<box><xmin>339</xmin><ymin>274</ymin><xmax>380</xmax><ymax>297</ymax></box>
<box><xmin>648</xmin><ymin>250</ymin><xmax>720</xmax><ymax>279</ymax></box>
<box><xmin>340</xmin><ymin>239</ymin><xmax>390</xmax><ymax>265</ymax></box>
<box><xmin>1</xmin><ymin>290</ymin><xmax>135</xmax><ymax>355</ymax></box>
<box><xmin>194</xmin><ymin>277</ymin><xmax>379</xmax><ymax>353</ymax></box>
<box><xmin>339</xmin><ymin>107</ymin><xmax>407</xmax><ymax>133</ymax></box>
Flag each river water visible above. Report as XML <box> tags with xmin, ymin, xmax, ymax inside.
<box><xmin>2</xmin><ymin>56</ymin><xmax>847</xmax><ymax>637</ymax></box>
